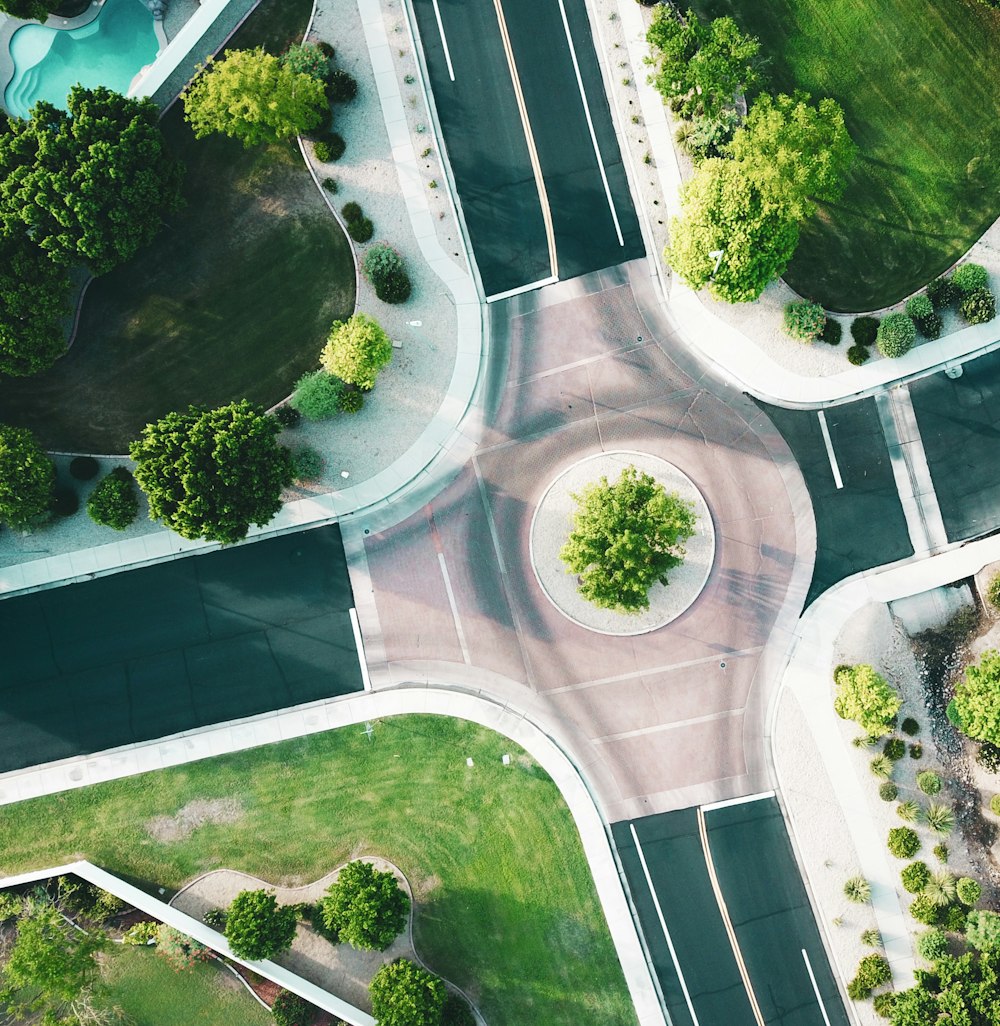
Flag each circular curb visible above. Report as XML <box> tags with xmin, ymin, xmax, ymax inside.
<box><xmin>529</xmin><ymin>450</ymin><xmax>716</xmax><ymax>636</ymax></box>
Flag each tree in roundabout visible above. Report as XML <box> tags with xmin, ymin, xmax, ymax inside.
<box><xmin>369</xmin><ymin>958</ymin><xmax>447</xmax><ymax>1026</ymax></box>
<box><xmin>129</xmin><ymin>400</ymin><xmax>293</xmax><ymax>545</ymax></box>
<box><xmin>321</xmin><ymin>859</ymin><xmax>410</xmax><ymax>951</ymax></box>
<box><xmin>559</xmin><ymin>465</ymin><xmax>697</xmax><ymax>614</ymax></box>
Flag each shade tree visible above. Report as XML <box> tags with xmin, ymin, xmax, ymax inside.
<box><xmin>833</xmin><ymin>664</ymin><xmax>901</xmax><ymax>737</ymax></box>
<box><xmin>321</xmin><ymin>860</ymin><xmax>410</xmax><ymax>951</ymax></box>
<box><xmin>320</xmin><ymin>312</ymin><xmax>393</xmax><ymax>390</ymax></box>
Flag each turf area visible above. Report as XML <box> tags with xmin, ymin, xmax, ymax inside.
<box><xmin>0</xmin><ymin>716</ymin><xmax>637</xmax><ymax>1026</ymax></box>
<box><xmin>101</xmin><ymin>946</ymin><xmax>272</xmax><ymax>1026</ymax></box>
<box><xmin>0</xmin><ymin>0</ymin><xmax>355</xmax><ymax>454</ymax></box>
<box><xmin>690</xmin><ymin>0</ymin><xmax>1000</xmax><ymax>311</ymax></box>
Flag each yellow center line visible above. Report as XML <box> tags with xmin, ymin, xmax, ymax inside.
<box><xmin>697</xmin><ymin>807</ymin><xmax>768</xmax><ymax>1026</ymax></box>
<box><xmin>492</xmin><ymin>0</ymin><xmax>559</xmax><ymax>281</ymax></box>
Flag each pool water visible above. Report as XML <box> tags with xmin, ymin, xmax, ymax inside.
<box><xmin>4</xmin><ymin>0</ymin><xmax>159</xmax><ymax>120</ymax></box>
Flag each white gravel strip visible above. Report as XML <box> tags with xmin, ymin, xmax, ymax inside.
<box><xmin>529</xmin><ymin>450</ymin><xmax>714</xmax><ymax>636</ymax></box>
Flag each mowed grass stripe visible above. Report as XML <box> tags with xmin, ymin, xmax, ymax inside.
<box><xmin>691</xmin><ymin>0</ymin><xmax>1000</xmax><ymax>310</ymax></box>
<box><xmin>0</xmin><ymin>716</ymin><xmax>637</xmax><ymax>1026</ymax></box>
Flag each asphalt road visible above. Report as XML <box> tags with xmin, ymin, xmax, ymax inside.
<box><xmin>0</xmin><ymin>526</ymin><xmax>362</xmax><ymax>772</ymax></box>
<box><xmin>614</xmin><ymin>798</ymin><xmax>849</xmax><ymax>1026</ymax></box>
<box><xmin>910</xmin><ymin>349</ymin><xmax>1000</xmax><ymax>542</ymax></box>
<box><xmin>760</xmin><ymin>399</ymin><xmax>912</xmax><ymax>604</ymax></box>
<box><xmin>412</xmin><ymin>0</ymin><xmax>643</xmax><ymax>298</ymax></box>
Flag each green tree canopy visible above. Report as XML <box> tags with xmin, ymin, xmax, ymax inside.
<box><xmin>0</xmin><ymin>233</ymin><xmax>72</xmax><ymax>376</ymax></box>
<box><xmin>369</xmin><ymin>958</ymin><xmax>447</xmax><ymax>1026</ymax></box>
<box><xmin>129</xmin><ymin>400</ymin><xmax>293</xmax><ymax>545</ymax></box>
<box><xmin>559</xmin><ymin>464</ymin><xmax>697</xmax><ymax>614</ymax></box>
<box><xmin>952</xmin><ymin>649</ymin><xmax>1000</xmax><ymax>745</ymax></box>
<box><xmin>889</xmin><ymin>950</ymin><xmax>1000</xmax><ymax>1026</ymax></box>
<box><xmin>224</xmin><ymin>889</ymin><xmax>297</xmax><ymax>961</ymax></box>
<box><xmin>0</xmin><ymin>87</ymin><xmax>184</xmax><ymax>274</ymax></box>
<box><xmin>646</xmin><ymin>8</ymin><xmax>761</xmax><ymax>119</ymax></box>
<box><xmin>320</xmin><ymin>312</ymin><xmax>393</xmax><ymax>390</ymax></box>
<box><xmin>727</xmin><ymin>92</ymin><xmax>857</xmax><ymax>221</ymax></box>
<box><xmin>0</xmin><ymin>422</ymin><xmax>54</xmax><ymax>529</ymax></box>
<box><xmin>321</xmin><ymin>860</ymin><xmax>410</xmax><ymax>951</ymax></box>
<box><xmin>967</xmin><ymin>910</ymin><xmax>1000</xmax><ymax>952</ymax></box>
<box><xmin>0</xmin><ymin>0</ymin><xmax>54</xmax><ymax>21</ymax></box>
<box><xmin>666</xmin><ymin>157</ymin><xmax>799</xmax><ymax>302</ymax></box>
<box><xmin>183</xmin><ymin>48</ymin><xmax>328</xmax><ymax>148</ymax></box>
<box><xmin>833</xmin><ymin>664</ymin><xmax>901</xmax><ymax>736</ymax></box>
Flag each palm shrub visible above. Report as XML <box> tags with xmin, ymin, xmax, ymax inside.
<box><xmin>872</xmin><ymin>992</ymin><xmax>896</xmax><ymax>1018</ymax></box>
<box><xmin>846</xmin><ymin>953</ymin><xmax>890</xmax><ymax>1000</ymax></box>
<box><xmin>901</xmin><ymin>861</ymin><xmax>930</xmax><ymax>893</ymax></box>
<box><xmin>923</xmin><ymin>802</ymin><xmax>954</xmax><ymax>836</ymax></box>
<box><xmin>844</xmin><ymin>876</ymin><xmax>871</xmax><ymax>903</ymax></box>
<box><xmin>917</xmin><ymin>771</ymin><xmax>941</xmax><ymax>795</ymax></box>
<box><xmin>876</xmin><ymin>312</ymin><xmax>916</xmax><ymax>358</ymax></box>
<box><xmin>869</xmin><ymin>755</ymin><xmax>893</xmax><ymax>779</ymax></box>
<box><xmin>887</xmin><ymin>826</ymin><xmax>920</xmax><ymax>858</ymax></box>
<box><xmin>363</xmin><ymin>244</ymin><xmax>412</xmax><ymax>304</ymax></box>
<box><xmin>924</xmin><ymin>870</ymin><xmax>956</xmax><ymax>906</ymax></box>
<box><xmin>861</xmin><ymin>928</ymin><xmax>881</xmax><ymax>947</ymax></box>
<box><xmin>959</xmin><ymin>287</ymin><xmax>996</xmax><ymax>325</ymax></box>
<box><xmin>927</xmin><ymin>276</ymin><xmax>959</xmax><ymax>309</ymax></box>
<box><xmin>290</xmin><ymin>370</ymin><xmax>343</xmax><ymax>420</ymax></box>
<box><xmin>933</xmin><ymin>843</ymin><xmax>949</xmax><ymax>863</ymax></box>
<box><xmin>909</xmin><ymin>743</ymin><xmax>923</xmax><ymax>759</ymax></box>
<box><xmin>956</xmin><ymin>877</ymin><xmax>981</xmax><ymax>906</ymax></box>
<box><xmin>915</xmin><ymin>928</ymin><xmax>948</xmax><ymax>962</ymax></box>
<box><xmin>952</xmin><ymin>262</ymin><xmax>989</xmax><ymax>295</ymax></box>
<box><xmin>783</xmin><ymin>300</ymin><xmax>826</xmax><ymax>341</ymax></box>
<box><xmin>851</xmin><ymin>316</ymin><xmax>880</xmax><ymax>347</ymax></box>
<box><xmin>896</xmin><ymin>800</ymin><xmax>920</xmax><ymax>822</ymax></box>
<box><xmin>853</xmin><ymin>734</ymin><xmax>879</xmax><ymax>749</ymax></box>
<box><xmin>339</xmin><ymin>387</ymin><xmax>365</xmax><ymax>414</ymax></box>
<box><xmin>86</xmin><ymin>467</ymin><xmax>139</xmax><ymax>531</ymax></box>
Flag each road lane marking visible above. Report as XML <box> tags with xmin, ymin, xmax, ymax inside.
<box><xmin>555</xmin><ymin>0</ymin><xmax>624</xmax><ymax>246</ymax></box>
<box><xmin>430</xmin><ymin>0</ymin><xmax>456</xmax><ymax>81</ymax></box>
<box><xmin>492</xmin><ymin>0</ymin><xmax>559</xmax><ymax>281</ymax></box>
<box><xmin>802</xmin><ymin>949</ymin><xmax>833</xmax><ymax>1026</ymax></box>
<box><xmin>629</xmin><ymin>824</ymin><xmax>702</xmax><ymax>1026</ymax></box>
<box><xmin>816</xmin><ymin>410</ymin><xmax>843</xmax><ymax>489</ymax></box>
<box><xmin>348</xmin><ymin>608</ymin><xmax>372</xmax><ymax>691</ymax></box>
<box><xmin>700</xmin><ymin>790</ymin><xmax>775</xmax><ymax>813</ymax></box>
<box><xmin>696</xmin><ymin>808</ymin><xmax>767</xmax><ymax>1026</ymax></box>
<box><xmin>437</xmin><ymin>552</ymin><xmax>470</xmax><ymax>664</ymax></box>
<box><xmin>485</xmin><ymin>274</ymin><xmax>558</xmax><ymax>303</ymax></box>
<box><xmin>594</xmin><ymin>707</ymin><xmax>742</xmax><ymax>745</ymax></box>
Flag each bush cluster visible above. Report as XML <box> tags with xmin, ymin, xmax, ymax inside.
<box><xmin>915</xmin><ymin>928</ymin><xmax>948</xmax><ymax>962</ymax></box>
<box><xmin>846</xmin><ymin>953</ymin><xmax>890</xmax><ymax>1000</ymax></box>
<box><xmin>273</xmin><ymin>404</ymin><xmax>301</xmax><ymax>428</ymax></box>
<box><xmin>123</xmin><ymin>920</ymin><xmax>158</xmax><ymax>945</ymax></box>
<box><xmin>341</xmin><ymin>201</ymin><xmax>374</xmax><ymax>243</ymax></box>
<box><xmin>876</xmin><ymin>312</ymin><xmax>916</xmax><ymax>358</ymax></box>
<box><xmin>281</xmin><ymin>43</ymin><xmax>330</xmax><ymax>82</ymax></box>
<box><xmin>979</xmin><ymin>739</ymin><xmax>1000</xmax><ymax>771</ymax></box>
<box><xmin>888</xmin><ymin>826</ymin><xmax>920</xmax><ymax>858</ymax></box>
<box><xmin>782</xmin><ymin>300</ymin><xmax>826</xmax><ymax>341</ymax></box>
<box><xmin>927</xmin><ymin>276</ymin><xmax>959</xmax><ymax>309</ymax></box>
<box><xmin>51</xmin><ymin>485</ymin><xmax>79</xmax><ymax>517</ymax></box>
<box><xmin>363</xmin><ymin>244</ymin><xmax>412</xmax><ymax>304</ymax></box>
<box><xmin>87</xmin><ymin>467</ymin><xmax>139</xmax><ymax>531</ymax></box>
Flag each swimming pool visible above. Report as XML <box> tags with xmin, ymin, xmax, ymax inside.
<box><xmin>4</xmin><ymin>0</ymin><xmax>159</xmax><ymax>120</ymax></box>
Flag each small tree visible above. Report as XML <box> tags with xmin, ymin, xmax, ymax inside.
<box><xmin>130</xmin><ymin>400</ymin><xmax>293</xmax><ymax>545</ymax></box>
<box><xmin>0</xmin><ymin>423</ymin><xmax>54</xmax><ymax>529</ymax></box>
<box><xmin>952</xmin><ymin>649</ymin><xmax>1000</xmax><ymax>745</ymax></box>
<box><xmin>224</xmin><ymin>890</ymin><xmax>297</xmax><ymax>961</ymax></box>
<box><xmin>320</xmin><ymin>313</ymin><xmax>393</xmax><ymax>390</ymax></box>
<box><xmin>321</xmin><ymin>860</ymin><xmax>410</xmax><ymax>951</ymax></box>
<box><xmin>369</xmin><ymin>958</ymin><xmax>447</xmax><ymax>1026</ymax></box>
<box><xmin>183</xmin><ymin>48</ymin><xmax>328</xmax><ymax>148</ymax></box>
<box><xmin>87</xmin><ymin>467</ymin><xmax>140</xmax><ymax>530</ymax></box>
<box><xmin>559</xmin><ymin>464</ymin><xmax>697</xmax><ymax>614</ymax></box>
<box><xmin>833</xmin><ymin>664</ymin><xmax>901</xmax><ymax>736</ymax></box>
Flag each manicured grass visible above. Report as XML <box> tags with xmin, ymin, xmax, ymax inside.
<box><xmin>101</xmin><ymin>946</ymin><xmax>272</xmax><ymax>1026</ymax></box>
<box><xmin>0</xmin><ymin>716</ymin><xmax>637</xmax><ymax>1026</ymax></box>
<box><xmin>0</xmin><ymin>0</ymin><xmax>354</xmax><ymax>453</ymax></box>
<box><xmin>690</xmin><ymin>0</ymin><xmax>1000</xmax><ymax>311</ymax></box>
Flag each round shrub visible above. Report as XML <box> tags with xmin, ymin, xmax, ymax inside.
<box><xmin>822</xmin><ymin>319</ymin><xmax>842</xmax><ymax>346</ymax></box>
<box><xmin>443</xmin><ymin>992</ymin><xmax>476</xmax><ymax>1026</ymax></box>
<box><xmin>50</xmin><ymin>484</ymin><xmax>79</xmax><ymax>517</ymax></box>
<box><xmin>87</xmin><ymin>468</ymin><xmax>139</xmax><ymax>531</ymax></box>
<box><xmin>271</xmin><ymin>989</ymin><xmax>312</xmax><ymax>1026</ymax></box>
<box><xmin>927</xmin><ymin>276</ymin><xmax>959</xmax><ymax>309</ymax></box>
<box><xmin>952</xmin><ymin>262</ymin><xmax>989</xmax><ymax>295</ymax></box>
<box><xmin>327</xmin><ymin>69</ymin><xmax>358</xmax><ymax>103</ymax></box>
<box><xmin>916</xmin><ymin>311</ymin><xmax>942</xmax><ymax>340</ymax></box>
<box><xmin>347</xmin><ymin>216</ymin><xmax>374</xmax><ymax>243</ymax></box>
<box><xmin>876</xmin><ymin>312</ymin><xmax>916</xmax><ymax>358</ymax></box>
<box><xmin>888</xmin><ymin>826</ymin><xmax>920</xmax><ymax>858</ymax></box>
<box><xmin>906</xmin><ymin>294</ymin><xmax>933</xmax><ymax>320</ymax></box>
<box><xmin>224</xmin><ymin>889</ymin><xmax>297</xmax><ymax>961</ymax></box>
<box><xmin>884</xmin><ymin>737</ymin><xmax>905</xmax><ymax>761</ymax></box>
<box><xmin>273</xmin><ymin>404</ymin><xmax>301</xmax><ymax>428</ymax></box>
<box><xmin>942</xmin><ymin>903</ymin><xmax>967</xmax><ymax>932</ymax></box>
<box><xmin>878</xmin><ymin>781</ymin><xmax>898</xmax><ymax>802</ymax></box>
<box><xmin>851</xmin><ymin>316</ymin><xmax>880</xmax><ymax>347</ymax></box>
<box><xmin>847</xmin><ymin>344</ymin><xmax>869</xmax><ymax>366</ymax></box>
<box><xmin>69</xmin><ymin>456</ymin><xmax>99</xmax><ymax>481</ymax></box>
<box><xmin>990</xmin><ymin>794</ymin><xmax>1000</xmax><ymax>815</ymax></box>
<box><xmin>783</xmin><ymin>300</ymin><xmax>826</xmax><ymax>341</ymax></box>
<box><xmin>956</xmin><ymin>877</ymin><xmax>982</xmax><ymax>906</ymax></box>
<box><xmin>370</xmin><ymin>959</ymin><xmax>446</xmax><ymax>1026</ymax></box>
<box><xmin>363</xmin><ymin>244</ymin><xmax>412</xmax><ymax>304</ymax></box>
<box><xmin>313</xmin><ymin>141</ymin><xmax>333</xmax><ymax>163</ymax></box>
<box><xmin>977</xmin><ymin>740</ymin><xmax>1000</xmax><ymax>771</ymax></box>
<box><xmin>959</xmin><ymin>287</ymin><xmax>996</xmax><ymax>325</ymax></box>
<box><xmin>901</xmin><ymin>861</ymin><xmax>930</xmax><ymax>893</ymax></box>
<box><xmin>291</xmin><ymin>446</ymin><xmax>324</xmax><ymax>482</ymax></box>
<box><xmin>910</xmin><ymin>893</ymin><xmax>942</xmax><ymax>925</ymax></box>
<box><xmin>321</xmin><ymin>861</ymin><xmax>410</xmax><ymax>951</ymax></box>
<box><xmin>290</xmin><ymin>370</ymin><xmax>343</xmax><ymax>421</ymax></box>
<box><xmin>339</xmin><ymin>387</ymin><xmax>365</xmax><ymax>414</ymax></box>
<box><xmin>341</xmin><ymin>201</ymin><xmax>362</xmax><ymax>223</ymax></box>
<box><xmin>910</xmin><ymin>743</ymin><xmax>923</xmax><ymax>759</ymax></box>
<box><xmin>902</xmin><ymin>717</ymin><xmax>921</xmax><ymax>737</ymax></box>
<box><xmin>915</xmin><ymin>928</ymin><xmax>948</xmax><ymax>962</ymax></box>
<box><xmin>917</xmin><ymin>770</ymin><xmax>941</xmax><ymax>795</ymax></box>
<box><xmin>322</xmin><ymin>177</ymin><xmax>338</xmax><ymax>194</ymax></box>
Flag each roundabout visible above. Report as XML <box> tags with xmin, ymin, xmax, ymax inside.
<box><xmin>529</xmin><ymin>450</ymin><xmax>715</xmax><ymax>636</ymax></box>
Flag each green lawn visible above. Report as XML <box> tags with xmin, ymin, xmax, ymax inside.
<box><xmin>101</xmin><ymin>945</ymin><xmax>272</xmax><ymax>1026</ymax></box>
<box><xmin>0</xmin><ymin>716</ymin><xmax>637</xmax><ymax>1026</ymax></box>
<box><xmin>0</xmin><ymin>0</ymin><xmax>354</xmax><ymax>453</ymax></box>
<box><xmin>690</xmin><ymin>0</ymin><xmax>1000</xmax><ymax>311</ymax></box>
